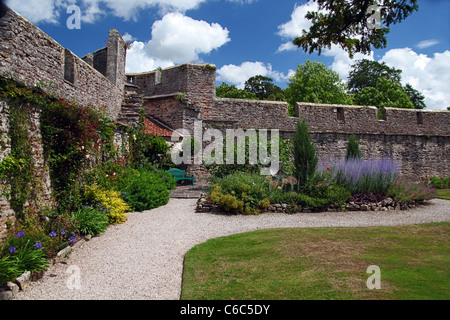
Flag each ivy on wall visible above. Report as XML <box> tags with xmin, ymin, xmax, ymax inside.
<box><xmin>0</xmin><ymin>77</ymin><xmax>118</xmax><ymax>216</ymax></box>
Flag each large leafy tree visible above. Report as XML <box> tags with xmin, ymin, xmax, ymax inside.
<box><xmin>293</xmin><ymin>0</ymin><xmax>419</xmax><ymax>58</ymax></box>
<box><xmin>244</xmin><ymin>75</ymin><xmax>285</xmax><ymax>101</ymax></box>
<box><xmin>216</xmin><ymin>82</ymin><xmax>257</xmax><ymax>100</ymax></box>
<box><xmin>354</xmin><ymin>77</ymin><xmax>414</xmax><ymax>110</ymax></box>
<box><xmin>349</xmin><ymin>59</ymin><xmax>426</xmax><ymax>109</ymax></box>
<box><xmin>348</xmin><ymin>59</ymin><xmax>402</xmax><ymax>93</ymax></box>
<box><xmin>404</xmin><ymin>83</ymin><xmax>426</xmax><ymax>109</ymax></box>
<box><xmin>285</xmin><ymin>60</ymin><xmax>353</xmax><ymax>112</ymax></box>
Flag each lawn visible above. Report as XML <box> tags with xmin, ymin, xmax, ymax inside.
<box><xmin>181</xmin><ymin>223</ymin><xmax>450</xmax><ymax>300</ymax></box>
<box><xmin>437</xmin><ymin>189</ymin><xmax>450</xmax><ymax>200</ymax></box>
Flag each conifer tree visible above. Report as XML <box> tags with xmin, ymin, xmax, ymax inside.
<box><xmin>346</xmin><ymin>134</ymin><xmax>361</xmax><ymax>160</ymax></box>
<box><xmin>293</xmin><ymin>118</ymin><xmax>318</xmax><ymax>191</ymax></box>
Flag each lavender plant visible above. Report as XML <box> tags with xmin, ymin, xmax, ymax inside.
<box><xmin>333</xmin><ymin>158</ymin><xmax>399</xmax><ymax>195</ymax></box>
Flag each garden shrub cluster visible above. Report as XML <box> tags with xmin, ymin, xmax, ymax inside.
<box><xmin>207</xmin><ymin>118</ymin><xmax>435</xmax><ymax>215</ymax></box>
<box><xmin>0</xmin><ymin>78</ymin><xmax>175</xmax><ymax>285</ymax></box>
<box><xmin>427</xmin><ymin>176</ymin><xmax>449</xmax><ymax>189</ymax></box>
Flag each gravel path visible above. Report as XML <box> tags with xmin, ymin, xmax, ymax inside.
<box><xmin>14</xmin><ymin>198</ymin><xmax>449</xmax><ymax>300</ymax></box>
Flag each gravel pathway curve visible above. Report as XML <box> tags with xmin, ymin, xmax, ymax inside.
<box><xmin>14</xmin><ymin>198</ymin><xmax>449</xmax><ymax>300</ymax></box>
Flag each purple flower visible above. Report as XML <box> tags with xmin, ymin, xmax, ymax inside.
<box><xmin>49</xmin><ymin>231</ymin><xmax>57</xmax><ymax>237</ymax></box>
<box><xmin>34</xmin><ymin>242</ymin><xmax>43</xmax><ymax>250</ymax></box>
<box><xmin>333</xmin><ymin>158</ymin><xmax>399</xmax><ymax>194</ymax></box>
<box><xmin>68</xmin><ymin>236</ymin><xmax>76</xmax><ymax>243</ymax></box>
<box><xmin>61</xmin><ymin>229</ymin><xmax>66</xmax><ymax>235</ymax></box>
<box><xmin>8</xmin><ymin>246</ymin><xmax>16</xmax><ymax>254</ymax></box>
<box><xmin>15</xmin><ymin>231</ymin><xmax>25</xmax><ymax>238</ymax></box>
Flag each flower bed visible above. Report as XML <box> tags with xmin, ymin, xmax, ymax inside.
<box><xmin>196</xmin><ymin>193</ymin><xmax>424</xmax><ymax>215</ymax></box>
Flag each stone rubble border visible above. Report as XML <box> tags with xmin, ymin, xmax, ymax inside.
<box><xmin>196</xmin><ymin>193</ymin><xmax>422</xmax><ymax>214</ymax></box>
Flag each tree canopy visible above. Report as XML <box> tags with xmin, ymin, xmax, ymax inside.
<box><xmin>354</xmin><ymin>77</ymin><xmax>414</xmax><ymax>110</ymax></box>
<box><xmin>293</xmin><ymin>0</ymin><xmax>419</xmax><ymax>58</ymax></box>
<box><xmin>244</xmin><ymin>75</ymin><xmax>285</xmax><ymax>101</ymax></box>
<box><xmin>349</xmin><ymin>59</ymin><xmax>426</xmax><ymax>109</ymax></box>
<box><xmin>348</xmin><ymin>59</ymin><xmax>402</xmax><ymax>93</ymax></box>
<box><xmin>285</xmin><ymin>60</ymin><xmax>353</xmax><ymax>111</ymax></box>
<box><xmin>216</xmin><ymin>82</ymin><xmax>257</xmax><ymax>100</ymax></box>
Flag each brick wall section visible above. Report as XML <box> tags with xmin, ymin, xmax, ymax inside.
<box><xmin>0</xmin><ymin>4</ymin><xmax>127</xmax><ymax>120</ymax></box>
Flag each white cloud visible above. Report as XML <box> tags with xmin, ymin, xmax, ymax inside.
<box><xmin>6</xmin><ymin>0</ymin><xmax>75</xmax><ymax>24</ymax></box>
<box><xmin>217</xmin><ymin>61</ymin><xmax>291</xmax><ymax>88</ymax></box>
<box><xmin>92</xmin><ymin>0</ymin><xmax>208</xmax><ymax>21</ymax></box>
<box><xmin>416</xmin><ymin>39</ymin><xmax>440</xmax><ymax>49</ymax></box>
<box><xmin>125</xmin><ymin>41</ymin><xmax>173</xmax><ymax>73</ymax></box>
<box><xmin>322</xmin><ymin>45</ymin><xmax>450</xmax><ymax>110</ymax></box>
<box><xmin>125</xmin><ymin>13</ymin><xmax>230</xmax><ymax>73</ymax></box>
<box><xmin>323</xmin><ymin>45</ymin><xmax>374</xmax><ymax>81</ymax></box>
<box><xmin>121</xmin><ymin>33</ymin><xmax>136</xmax><ymax>43</ymax></box>
<box><xmin>277</xmin><ymin>1</ymin><xmax>322</xmax><ymax>52</ymax></box>
<box><xmin>7</xmin><ymin>0</ymin><xmax>255</xmax><ymax>24</ymax></box>
<box><xmin>381</xmin><ymin>48</ymin><xmax>450</xmax><ymax>110</ymax></box>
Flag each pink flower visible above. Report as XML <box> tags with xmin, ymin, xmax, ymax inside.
<box><xmin>327</xmin><ymin>167</ymin><xmax>330</xmax><ymax>170</ymax></box>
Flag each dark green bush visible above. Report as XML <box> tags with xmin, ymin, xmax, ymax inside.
<box><xmin>428</xmin><ymin>176</ymin><xmax>449</xmax><ymax>189</ymax></box>
<box><xmin>121</xmin><ymin>168</ymin><xmax>173</xmax><ymax>212</ymax></box>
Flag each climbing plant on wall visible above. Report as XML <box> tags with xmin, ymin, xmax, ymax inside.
<box><xmin>0</xmin><ymin>77</ymin><xmax>118</xmax><ymax>214</ymax></box>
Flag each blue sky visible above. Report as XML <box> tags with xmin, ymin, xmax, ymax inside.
<box><xmin>5</xmin><ymin>0</ymin><xmax>450</xmax><ymax>110</ymax></box>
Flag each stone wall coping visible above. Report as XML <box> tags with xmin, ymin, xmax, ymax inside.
<box><xmin>216</xmin><ymin>97</ymin><xmax>289</xmax><ymax>105</ymax></box>
<box><xmin>125</xmin><ymin>63</ymin><xmax>216</xmax><ymax>77</ymax></box>
<box><xmin>144</xmin><ymin>92</ymin><xmax>184</xmax><ymax>100</ymax></box>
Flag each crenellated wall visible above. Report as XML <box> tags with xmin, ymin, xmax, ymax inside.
<box><xmin>296</xmin><ymin>102</ymin><xmax>449</xmax><ymax>137</ymax></box>
<box><xmin>0</xmin><ymin>3</ymin><xmax>127</xmax><ymax>120</ymax></box>
<box><xmin>129</xmin><ymin>63</ymin><xmax>449</xmax><ymax>180</ymax></box>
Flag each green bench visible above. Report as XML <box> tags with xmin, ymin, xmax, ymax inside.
<box><xmin>165</xmin><ymin>168</ymin><xmax>195</xmax><ymax>185</ymax></box>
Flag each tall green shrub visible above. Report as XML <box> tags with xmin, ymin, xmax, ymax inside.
<box><xmin>293</xmin><ymin>118</ymin><xmax>318</xmax><ymax>191</ymax></box>
<box><xmin>346</xmin><ymin>134</ymin><xmax>361</xmax><ymax>160</ymax></box>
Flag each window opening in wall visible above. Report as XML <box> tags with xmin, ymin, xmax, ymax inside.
<box><xmin>127</xmin><ymin>76</ymin><xmax>134</xmax><ymax>84</ymax></box>
<box><xmin>337</xmin><ymin>107</ymin><xmax>345</xmax><ymax>122</ymax></box>
<box><xmin>379</xmin><ymin>108</ymin><xmax>387</xmax><ymax>121</ymax></box>
<box><xmin>155</xmin><ymin>69</ymin><xmax>162</xmax><ymax>85</ymax></box>
<box><xmin>416</xmin><ymin>112</ymin><xmax>423</xmax><ymax>125</ymax></box>
<box><xmin>64</xmin><ymin>49</ymin><xmax>75</xmax><ymax>84</ymax></box>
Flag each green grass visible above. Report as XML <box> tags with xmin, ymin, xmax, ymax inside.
<box><xmin>436</xmin><ymin>189</ymin><xmax>450</xmax><ymax>200</ymax></box>
<box><xmin>181</xmin><ymin>223</ymin><xmax>450</xmax><ymax>300</ymax></box>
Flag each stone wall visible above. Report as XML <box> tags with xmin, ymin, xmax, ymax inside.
<box><xmin>0</xmin><ymin>97</ymin><xmax>131</xmax><ymax>239</ymax></box>
<box><xmin>0</xmin><ymin>100</ymin><xmax>54</xmax><ymax>239</ymax></box>
<box><xmin>128</xmin><ymin>63</ymin><xmax>449</xmax><ymax>180</ymax></box>
<box><xmin>296</xmin><ymin>102</ymin><xmax>449</xmax><ymax>137</ymax></box>
<box><xmin>0</xmin><ymin>3</ymin><xmax>130</xmax><ymax>239</ymax></box>
<box><xmin>0</xmin><ymin>3</ymin><xmax>127</xmax><ymax>120</ymax></box>
<box><xmin>0</xmin><ymin>101</ymin><xmax>13</xmax><ymax>239</ymax></box>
